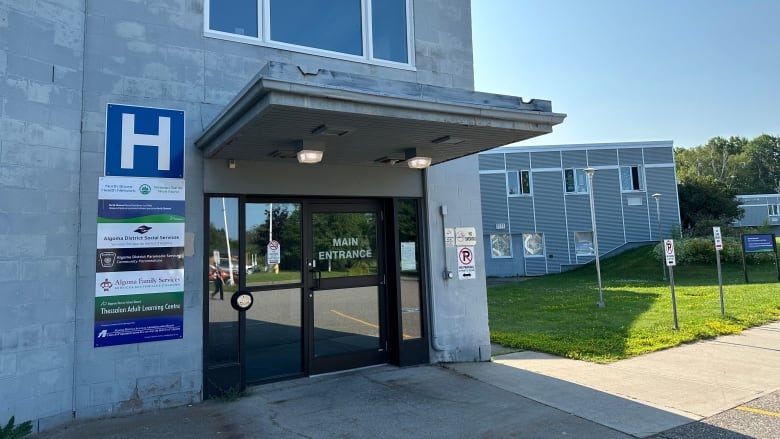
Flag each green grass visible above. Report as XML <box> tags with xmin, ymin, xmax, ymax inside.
<box><xmin>488</xmin><ymin>245</ymin><xmax>780</xmax><ymax>363</ymax></box>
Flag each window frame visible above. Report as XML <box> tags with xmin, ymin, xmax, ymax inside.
<box><xmin>522</xmin><ymin>232</ymin><xmax>545</xmax><ymax>257</ymax></box>
<box><xmin>564</xmin><ymin>168</ymin><xmax>589</xmax><ymax>194</ymax></box>
<box><xmin>506</xmin><ymin>170</ymin><xmax>531</xmax><ymax>197</ymax></box>
<box><xmin>620</xmin><ymin>165</ymin><xmax>645</xmax><ymax>192</ymax></box>
<box><xmin>573</xmin><ymin>231</ymin><xmax>595</xmax><ymax>256</ymax></box>
<box><xmin>769</xmin><ymin>204</ymin><xmax>780</xmax><ymax>217</ymax></box>
<box><xmin>489</xmin><ymin>234</ymin><xmax>513</xmax><ymax>258</ymax></box>
<box><xmin>203</xmin><ymin>0</ymin><xmax>416</xmax><ymax>69</ymax></box>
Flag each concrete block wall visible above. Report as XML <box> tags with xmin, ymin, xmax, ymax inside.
<box><xmin>0</xmin><ymin>0</ymin><xmax>85</xmax><ymax>429</ymax></box>
<box><xmin>1</xmin><ymin>0</ymin><xmax>480</xmax><ymax>430</ymax></box>
<box><xmin>425</xmin><ymin>155</ymin><xmax>492</xmax><ymax>363</ymax></box>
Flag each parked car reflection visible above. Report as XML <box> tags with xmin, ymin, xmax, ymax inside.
<box><xmin>209</xmin><ymin>264</ymin><xmax>238</xmax><ymax>283</ymax></box>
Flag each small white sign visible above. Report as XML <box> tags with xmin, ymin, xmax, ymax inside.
<box><xmin>713</xmin><ymin>226</ymin><xmax>723</xmax><ymax>250</ymax></box>
<box><xmin>455</xmin><ymin>227</ymin><xmax>478</xmax><ymax>246</ymax></box>
<box><xmin>444</xmin><ymin>228</ymin><xmax>456</xmax><ymax>248</ymax></box>
<box><xmin>664</xmin><ymin>239</ymin><xmax>676</xmax><ymax>266</ymax></box>
<box><xmin>267</xmin><ymin>240</ymin><xmax>281</xmax><ymax>264</ymax></box>
<box><xmin>457</xmin><ymin>246</ymin><xmax>476</xmax><ymax>280</ymax></box>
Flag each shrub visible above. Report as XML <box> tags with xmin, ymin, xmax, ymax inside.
<box><xmin>653</xmin><ymin>237</ymin><xmax>776</xmax><ymax>265</ymax></box>
<box><xmin>1</xmin><ymin>416</ymin><xmax>33</xmax><ymax>439</ymax></box>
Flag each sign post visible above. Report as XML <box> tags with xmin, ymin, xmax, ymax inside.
<box><xmin>664</xmin><ymin>239</ymin><xmax>679</xmax><ymax>330</ymax></box>
<box><xmin>713</xmin><ymin>227</ymin><xmax>725</xmax><ymax>316</ymax></box>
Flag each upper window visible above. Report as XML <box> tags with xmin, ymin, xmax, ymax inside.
<box><xmin>564</xmin><ymin>168</ymin><xmax>589</xmax><ymax>193</ymax></box>
<box><xmin>206</xmin><ymin>0</ymin><xmax>412</xmax><ymax>66</ymax></box>
<box><xmin>769</xmin><ymin>205</ymin><xmax>779</xmax><ymax>216</ymax></box>
<box><xmin>507</xmin><ymin>170</ymin><xmax>531</xmax><ymax>196</ymax></box>
<box><xmin>620</xmin><ymin>166</ymin><xmax>644</xmax><ymax>192</ymax></box>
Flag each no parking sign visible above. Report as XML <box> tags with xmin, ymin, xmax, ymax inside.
<box><xmin>457</xmin><ymin>246</ymin><xmax>476</xmax><ymax>280</ymax></box>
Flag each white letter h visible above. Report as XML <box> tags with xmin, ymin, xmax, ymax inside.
<box><xmin>120</xmin><ymin>113</ymin><xmax>171</xmax><ymax>170</ymax></box>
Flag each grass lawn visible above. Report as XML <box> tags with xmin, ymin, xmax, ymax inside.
<box><xmin>488</xmin><ymin>245</ymin><xmax>780</xmax><ymax>363</ymax></box>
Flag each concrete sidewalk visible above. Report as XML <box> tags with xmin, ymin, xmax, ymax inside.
<box><xmin>450</xmin><ymin>321</ymin><xmax>780</xmax><ymax>437</ymax></box>
<box><xmin>30</xmin><ymin>322</ymin><xmax>780</xmax><ymax>438</ymax></box>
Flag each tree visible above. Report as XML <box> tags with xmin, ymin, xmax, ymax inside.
<box><xmin>677</xmin><ymin>176</ymin><xmax>743</xmax><ymax>236</ymax></box>
<box><xmin>741</xmin><ymin>134</ymin><xmax>780</xmax><ymax>193</ymax></box>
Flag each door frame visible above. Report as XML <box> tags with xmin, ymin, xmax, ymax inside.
<box><xmin>203</xmin><ymin>195</ymin><xmax>429</xmax><ymax>398</ymax></box>
<box><xmin>303</xmin><ymin>199</ymin><xmax>388</xmax><ymax>375</ymax></box>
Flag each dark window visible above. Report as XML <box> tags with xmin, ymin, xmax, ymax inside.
<box><xmin>620</xmin><ymin>166</ymin><xmax>644</xmax><ymax>191</ymax></box>
<box><xmin>372</xmin><ymin>0</ymin><xmax>408</xmax><ymax>63</ymax></box>
<box><xmin>507</xmin><ymin>170</ymin><xmax>531</xmax><ymax>196</ymax></box>
<box><xmin>209</xmin><ymin>0</ymin><xmax>258</xmax><ymax>37</ymax></box>
<box><xmin>270</xmin><ymin>0</ymin><xmax>363</xmax><ymax>56</ymax></box>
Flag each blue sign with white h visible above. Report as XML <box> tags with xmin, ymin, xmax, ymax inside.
<box><xmin>105</xmin><ymin>104</ymin><xmax>185</xmax><ymax>178</ymax></box>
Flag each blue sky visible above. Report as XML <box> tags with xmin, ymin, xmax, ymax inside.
<box><xmin>471</xmin><ymin>0</ymin><xmax>780</xmax><ymax>148</ymax></box>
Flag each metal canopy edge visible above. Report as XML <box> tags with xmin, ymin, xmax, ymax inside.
<box><xmin>196</xmin><ymin>61</ymin><xmax>566</xmax><ymax>167</ymax></box>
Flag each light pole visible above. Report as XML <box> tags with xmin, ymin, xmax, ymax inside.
<box><xmin>584</xmin><ymin>168</ymin><xmax>604</xmax><ymax>308</ymax></box>
<box><xmin>652</xmin><ymin>193</ymin><xmax>665</xmax><ymax>280</ymax></box>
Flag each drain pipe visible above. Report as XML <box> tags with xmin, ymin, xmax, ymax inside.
<box><xmin>423</xmin><ymin>169</ymin><xmax>450</xmax><ymax>352</ymax></box>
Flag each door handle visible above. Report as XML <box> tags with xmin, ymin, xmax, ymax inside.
<box><xmin>308</xmin><ymin>259</ymin><xmax>321</xmax><ymax>291</ymax></box>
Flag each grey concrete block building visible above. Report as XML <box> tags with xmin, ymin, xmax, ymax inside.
<box><xmin>0</xmin><ymin>0</ymin><xmax>564</xmax><ymax>432</ymax></box>
<box><xmin>479</xmin><ymin>142</ymin><xmax>681</xmax><ymax>277</ymax></box>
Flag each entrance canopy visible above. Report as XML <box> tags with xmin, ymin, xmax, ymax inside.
<box><xmin>196</xmin><ymin>62</ymin><xmax>565</xmax><ymax>167</ymax></box>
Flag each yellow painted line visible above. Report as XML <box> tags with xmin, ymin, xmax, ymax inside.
<box><xmin>329</xmin><ymin>309</ymin><xmax>414</xmax><ymax>339</ymax></box>
<box><xmin>330</xmin><ymin>309</ymin><xmax>379</xmax><ymax>329</ymax></box>
<box><xmin>736</xmin><ymin>406</ymin><xmax>780</xmax><ymax>418</ymax></box>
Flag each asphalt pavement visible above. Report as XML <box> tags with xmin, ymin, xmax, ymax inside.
<box><xmin>30</xmin><ymin>321</ymin><xmax>780</xmax><ymax>438</ymax></box>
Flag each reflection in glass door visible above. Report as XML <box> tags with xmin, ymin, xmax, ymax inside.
<box><xmin>244</xmin><ymin>202</ymin><xmax>303</xmax><ymax>382</ymax></box>
<box><xmin>307</xmin><ymin>204</ymin><xmax>387</xmax><ymax>374</ymax></box>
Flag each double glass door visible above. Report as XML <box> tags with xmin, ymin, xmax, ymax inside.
<box><xmin>206</xmin><ymin>198</ymin><xmax>387</xmax><ymax>391</ymax></box>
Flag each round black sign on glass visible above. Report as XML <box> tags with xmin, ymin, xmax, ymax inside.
<box><xmin>230</xmin><ymin>290</ymin><xmax>254</xmax><ymax>312</ymax></box>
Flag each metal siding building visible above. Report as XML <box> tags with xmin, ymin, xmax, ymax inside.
<box><xmin>734</xmin><ymin>194</ymin><xmax>780</xmax><ymax>234</ymax></box>
<box><xmin>479</xmin><ymin>141</ymin><xmax>682</xmax><ymax>276</ymax></box>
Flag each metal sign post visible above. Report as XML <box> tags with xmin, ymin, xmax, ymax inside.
<box><xmin>664</xmin><ymin>239</ymin><xmax>679</xmax><ymax>330</ymax></box>
<box><xmin>713</xmin><ymin>227</ymin><xmax>725</xmax><ymax>316</ymax></box>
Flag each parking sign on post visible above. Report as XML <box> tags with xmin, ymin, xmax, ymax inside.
<box><xmin>713</xmin><ymin>226</ymin><xmax>723</xmax><ymax>250</ymax></box>
<box><xmin>713</xmin><ymin>227</ymin><xmax>725</xmax><ymax>315</ymax></box>
<box><xmin>663</xmin><ymin>239</ymin><xmax>679</xmax><ymax>329</ymax></box>
<box><xmin>664</xmin><ymin>239</ymin><xmax>676</xmax><ymax>266</ymax></box>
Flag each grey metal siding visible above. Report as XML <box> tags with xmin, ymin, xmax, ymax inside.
<box><xmin>644</xmin><ymin>147</ymin><xmax>674</xmax><ymax>164</ymax></box>
<box><xmin>618</xmin><ymin>148</ymin><xmax>643</xmax><ymax>165</ymax></box>
<box><xmin>480</xmin><ymin>173</ymin><xmax>509</xmax><ymax>234</ymax></box>
<box><xmin>587</xmin><ymin>149</ymin><xmax>618</xmax><ymax>167</ymax></box>
<box><xmin>530</xmin><ymin>151</ymin><xmax>561</xmax><ymax>169</ymax></box>
<box><xmin>532</xmin><ymin>171</ymin><xmax>569</xmax><ymax>272</ymax></box>
<box><xmin>740</xmin><ymin>205</ymin><xmax>769</xmax><ymax>226</ymax></box>
<box><xmin>505</xmin><ymin>152</ymin><xmax>531</xmax><ymax>170</ymax></box>
<box><xmin>592</xmin><ymin>168</ymin><xmax>626</xmax><ymax>251</ymax></box>
<box><xmin>524</xmin><ymin>256</ymin><xmax>548</xmax><ymax>276</ymax></box>
<box><xmin>508</xmin><ymin>197</ymin><xmax>535</xmax><ymax>233</ymax></box>
<box><xmin>623</xmin><ymin>194</ymin><xmax>652</xmax><ymax>241</ymax></box>
<box><xmin>479</xmin><ymin>153</ymin><xmax>504</xmax><ymax>171</ymax></box>
<box><xmin>561</xmin><ymin>150</ymin><xmax>587</xmax><ymax>169</ymax></box>
<box><xmin>480</xmin><ymin>142</ymin><xmax>681</xmax><ymax>277</ymax></box>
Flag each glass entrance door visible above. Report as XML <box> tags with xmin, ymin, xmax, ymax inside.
<box><xmin>306</xmin><ymin>202</ymin><xmax>387</xmax><ymax>374</ymax></box>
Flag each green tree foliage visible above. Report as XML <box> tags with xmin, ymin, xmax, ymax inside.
<box><xmin>675</xmin><ymin>134</ymin><xmax>779</xmax><ymax>235</ymax></box>
<box><xmin>676</xmin><ymin>134</ymin><xmax>780</xmax><ymax>194</ymax></box>
<box><xmin>677</xmin><ymin>176</ymin><xmax>742</xmax><ymax>236</ymax></box>
<box><xmin>1</xmin><ymin>416</ymin><xmax>32</xmax><ymax>439</ymax></box>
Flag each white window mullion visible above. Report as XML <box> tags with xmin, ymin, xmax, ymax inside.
<box><xmin>363</xmin><ymin>0</ymin><xmax>372</xmax><ymax>60</ymax></box>
<box><xmin>262</xmin><ymin>0</ymin><xmax>270</xmax><ymax>42</ymax></box>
